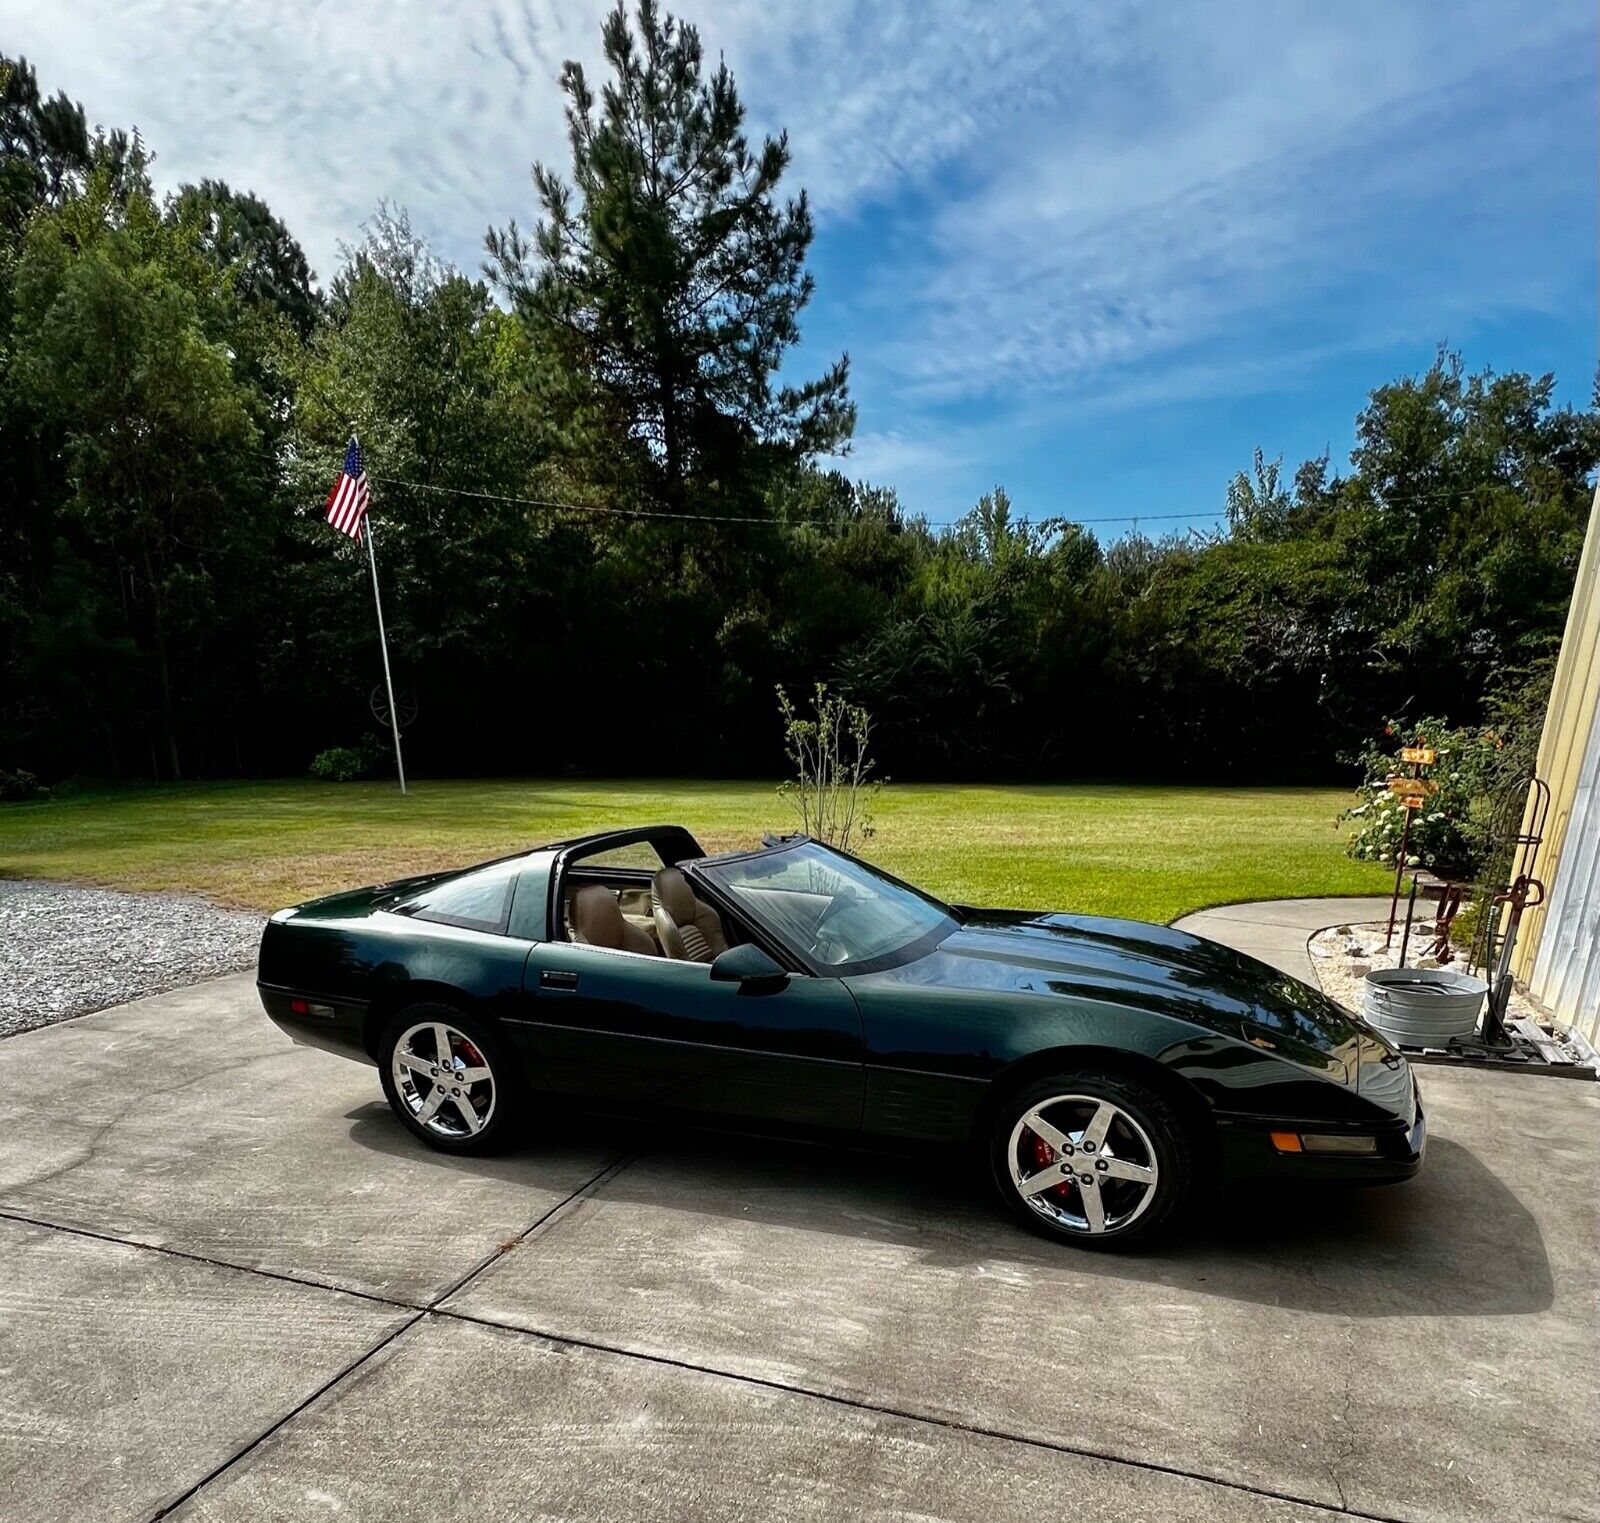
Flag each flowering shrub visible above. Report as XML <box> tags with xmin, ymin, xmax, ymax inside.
<box><xmin>1339</xmin><ymin>717</ymin><xmax>1497</xmax><ymax>879</ymax></box>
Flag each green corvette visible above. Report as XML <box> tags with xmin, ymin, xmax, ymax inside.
<box><xmin>257</xmin><ymin>826</ymin><xmax>1424</xmax><ymax>1250</ymax></box>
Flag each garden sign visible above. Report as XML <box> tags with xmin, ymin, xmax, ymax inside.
<box><xmin>1385</xmin><ymin>742</ymin><xmax>1441</xmax><ymax>944</ymax></box>
<box><xmin>1387</xmin><ymin>776</ymin><xmax>1439</xmax><ymax>809</ymax></box>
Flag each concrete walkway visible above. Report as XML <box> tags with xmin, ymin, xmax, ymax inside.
<box><xmin>1172</xmin><ymin>895</ymin><xmax>1394</xmax><ymax>983</ymax></box>
<box><xmin>2</xmin><ymin>972</ymin><xmax>1597</xmax><ymax>1522</ymax></box>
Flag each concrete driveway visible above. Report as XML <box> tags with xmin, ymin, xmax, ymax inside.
<box><xmin>1</xmin><ymin>975</ymin><xmax>1595</xmax><ymax>1523</ymax></box>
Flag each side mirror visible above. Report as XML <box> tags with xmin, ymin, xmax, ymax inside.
<box><xmin>709</xmin><ymin>942</ymin><xmax>789</xmax><ymax>990</ymax></box>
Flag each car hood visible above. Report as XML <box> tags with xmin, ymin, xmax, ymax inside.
<box><xmin>883</xmin><ymin>908</ymin><xmax>1375</xmax><ymax>1081</ymax></box>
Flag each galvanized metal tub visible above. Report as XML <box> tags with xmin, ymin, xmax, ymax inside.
<box><xmin>1362</xmin><ymin>967</ymin><xmax>1487</xmax><ymax>1048</ymax></box>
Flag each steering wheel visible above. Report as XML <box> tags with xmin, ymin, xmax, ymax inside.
<box><xmin>810</xmin><ymin>890</ymin><xmax>864</xmax><ymax>964</ymax></box>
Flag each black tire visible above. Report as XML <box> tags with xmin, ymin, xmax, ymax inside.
<box><xmin>377</xmin><ymin>1002</ymin><xmax>526</xmax><ymax>1155</ymax></box>
<box><xmin>988</xmin><ymin>1069</ymin><xmax>1193</xmax><ymax>1251</ymax></box>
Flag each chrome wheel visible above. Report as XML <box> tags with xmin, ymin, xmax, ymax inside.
<box><xmin>1007</xmin><ymin>1093</ymin><xmax>1160</xmax><ymax>1236</ymax></box>
<box><xmin>390</xmin><ymin>1020</ymin><xmax>496</xmax><ymax>1140</ymax></box>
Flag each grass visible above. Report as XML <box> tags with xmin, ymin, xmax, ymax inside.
<box><xmin>0</xmin><ymin>778</ymin><xmax>1389</xmax><ymax>924</ymax></box>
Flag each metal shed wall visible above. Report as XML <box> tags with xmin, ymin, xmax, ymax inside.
<box><xmin>1515</xmin><ymin>486</ymin><xmax>1600</xmax><ymax>1039</ymax></box>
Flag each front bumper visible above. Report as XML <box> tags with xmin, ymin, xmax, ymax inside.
<box><xmin>1219</xmin><ymin>1077</ymin><xmax>1426</xmax><ymax>1185</ymax></box>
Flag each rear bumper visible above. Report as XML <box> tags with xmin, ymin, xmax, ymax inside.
<box><xmin>258</xmin><ymin>982</ymin><xmax>373</xmax><ymax>1066</ymax></box>
<box><xmin>1219</xmin><ymin>1080</ymin><xmax>1426</xmax><ymax>1185</ymax></box>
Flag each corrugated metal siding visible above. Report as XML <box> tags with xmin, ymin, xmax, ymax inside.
<box><xmin>1529</xmin><ymin>695</ymin><xmax>1600</xmax><ymax>1033</ymax></box>
<box><xmin>1516</xmin><ymin>485</ymin><xmax>1600</xmax><ymax>1040</ymax></box>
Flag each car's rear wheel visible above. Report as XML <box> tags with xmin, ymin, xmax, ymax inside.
<box><xmin>989</xmin><ymin>1070</ymin><xmax>1192</xmax><ymax>1250</ymax></box>
<box><xmin>378</xmin><ymin>1003</ymin><xmax>522</xmax><ymax>1154</ymax></box>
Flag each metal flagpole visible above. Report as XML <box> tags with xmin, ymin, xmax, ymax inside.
<box><xmin>354</xmin><ymin>432</ymin><xmax>407</xmax><ymax>795</ymax></box>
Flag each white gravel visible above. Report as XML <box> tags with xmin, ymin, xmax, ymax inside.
<box><xmin>0</xmin><ymin>879</ymin><xmax>265</xmax><ymax>1037</ymax></box>
<box><xmin>1308</xmin><ymin>918</ymin><xmax>1541</xmax><ymax>1024</ymax></box>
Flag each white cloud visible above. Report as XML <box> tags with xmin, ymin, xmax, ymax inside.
<box><xmin>0</xmin><ymin>0</ymin><xmax>1085</xmax><ymax>279</ymax></box>
<box><xmin>1</xmin><ymin>0</ymin><xmax>1587</xmax><ymax>422</ymax></box>
<box><xmin>0</xmin><ymin>0</ymin><xmax>605</xmax><ymax>279</ymax></box>
<box><xmin>862</xmin><ymin>2</ymin><xmax>1591</xmax><ymax>403</ymax></box>
<box><xmin>837</xmin><ymin>425</ymin><xmax>969</xmax><ymax>497</ymax></box>
<box><xmin>701</xmin><ymin>1</ymin><xmax>1115</xmax><ymax>215</ymax></box>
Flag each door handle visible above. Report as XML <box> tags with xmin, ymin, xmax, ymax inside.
<box><xmin>539</xmin><ymin>968</ymin><xmax>579</xmax><ymax>991</ymax></box>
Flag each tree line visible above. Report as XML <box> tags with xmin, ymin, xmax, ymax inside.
<box><xmin>3</xmin><ymin>6</ymin><xmax>1596</xmax><ymax>790</ymax></box>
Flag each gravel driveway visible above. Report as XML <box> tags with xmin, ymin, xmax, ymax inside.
<box><xmin>0</xmin><ymin>879</ymin><xmax>264</xmax><ymax>1037</ymax></box>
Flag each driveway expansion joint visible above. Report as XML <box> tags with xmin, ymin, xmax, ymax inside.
<box><xmin>4</xmin><ymin>1185</ymin><xmax>1418</xmax><ymax>1523</ymax></box>
<box><xmin>81</xmin><ymin>1150</ymin><xmax>641</xmax><ymax>1521</ymax></box>
<box><xmin>146</xmin><ymin>1312</ymin><xmax>426</xmax><ymax>1522</ymax></box>
<box><xmin>425</xmin><ymin>1149</ymin><xmax>639</xmax><ymax>1308</ymax></box>
<box><xmin>421</xmin><ymin>1308</ymin><xmax>1425</xmax><ymax>1523</ymax></box>
<box><xmin>0</xmin><ymin>1206</ymin><xmax>420</xmax><ymax>1314</ymax></box>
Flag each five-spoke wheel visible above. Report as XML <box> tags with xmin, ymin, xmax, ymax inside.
<box><xmin>390</xmin><ymin>1019</ymin><xmax>496</xmax><ymax>1139</ymax></box>
<box><xmin>991</xmin><ymin>1071</ymin><xmax>1191</xmax><ymax>1249</ymax></box>
<box><xmin>1007</xmin><ymin>1094</ymin><xmax>1159</xmax><ymax>1235</ymax></box>
<box><xmin>378</xmin><ymin>1003</ymin><xmax>519</xmax><ymax>1153</ymax></box>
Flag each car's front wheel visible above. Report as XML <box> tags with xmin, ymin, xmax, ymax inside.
<box><xmin>989</xmin><ymin>1070</ymin><xmax>1192</xmax><ymax>1250</ymax></box>
<box><xmin>378</xmin><ymin>1003</ymin><xmax>522</xmax><ymax>1154</ymax></box>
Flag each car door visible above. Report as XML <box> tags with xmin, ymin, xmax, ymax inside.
<box><xmin>516</xmin><ymin>942</ymin><xmax>864</xmax><ymax>1130</ymax></box>
<box><xmin>508</xmin><ymin>844</ymin><xmax>865</xmax><ymax>1132</ymax></box>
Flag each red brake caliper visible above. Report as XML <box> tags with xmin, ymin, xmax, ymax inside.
<box><xmin>452</xmin><ymin>1037</ymin><xmax>486</xmax><ymax>1120</ymax></box>
<box><xmin>1029</xmin><ymin>1130</ymin><xmax>1075</xmax><ymax>1201</ymax></box>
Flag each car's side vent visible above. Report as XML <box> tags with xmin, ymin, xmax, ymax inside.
<box><xmin>869</xmin><ymin>1070</ymin><xmax>966</xmax><ymax>1141</ymax></box>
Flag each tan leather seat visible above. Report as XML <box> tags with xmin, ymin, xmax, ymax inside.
<box><xmin>652</xmin><ymin>867</ymin><xmax>728</xmax><ymax>963</ymax></box>
<box><xmin>570</xmin><ymin>884</ymin><xmax>655</xmax><ymax>955</ymax></box>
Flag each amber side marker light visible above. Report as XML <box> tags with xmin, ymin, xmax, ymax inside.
<box><xmin>1272</xmin><ymin>1131</ymin><xmax>1379</xmax><ymax>1155</ymax></box>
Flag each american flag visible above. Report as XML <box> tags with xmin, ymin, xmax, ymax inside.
<box><xmin>324</xmin><ymin>438</ymin><xmax>370</xmax><ymax>541</ymax></box>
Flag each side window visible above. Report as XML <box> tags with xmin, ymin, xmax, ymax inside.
<box><xmin>397</xmin><ymin>858</ymin><xmax>520</xmax><ymax>933</ymax></box>
<box><xmin>573</xmin><ymin>841</ymin><xmax>667</xmax><ymax>873</ymax></box>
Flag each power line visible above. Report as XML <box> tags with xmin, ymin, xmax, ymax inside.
<box><xmin>367</xmin><ymin>472</ymin><xmax>839</xmax><ymax>526</ymax></box>
<box><xmin>362</xmin><ymin>468</ymin><xmax>1221</xmax><ymax>532</ymax></box>
<box><xmin>278</xmin><ymin>444</ymin><xmax>1571</xmax><ymax>536</ymax></box>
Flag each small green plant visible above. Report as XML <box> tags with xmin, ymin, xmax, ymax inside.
<box><xmin>1449</xmin><ymin>893</ymin><xmax>1489</xmax><ymax>955</ymax></box>
<box><xmin>309</xmin><ymin>746</ymin><xmax>372</xmax><ymax>783</ymax></box>
<box><xmin>1338</xmin><ymin>717</ymin><xmax>1498</xmax><ymax>879</ymax></box>
<box><xmin>776</xmin><ymin>682</ymin><xmax>882</xmax><ymax>851</ymax></box>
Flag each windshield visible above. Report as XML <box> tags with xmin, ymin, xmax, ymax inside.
<box><xmin>698</xmin><ymin>840</ymin><xmax>955</xmax><ymax>970</ymax></box>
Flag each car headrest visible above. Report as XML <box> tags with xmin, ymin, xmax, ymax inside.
<box><xmin>570</xmin><ymin>884</ymin><xmax>628</xmax><ymax>948</ymax></box>
<box><xmin>651</xmin><ymin>866</ymin><xmax>699</xmax><ymax>925</ymax></box>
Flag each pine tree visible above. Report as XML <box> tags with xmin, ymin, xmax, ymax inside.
<box><xmin>169</xmin><ymin>179</ymin><xmax>319</xmax><ymax>336</ymax></box>
<box><xmin>487</xmin><ymin>0</ymin><xmax>853</xmax><ymax>509</ymax></box>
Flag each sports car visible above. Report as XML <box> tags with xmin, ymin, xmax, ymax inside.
<box><xmin>256</xmin><ymin>826</ymin><xmax>1424</xmax><ymax>1249</ymax></box>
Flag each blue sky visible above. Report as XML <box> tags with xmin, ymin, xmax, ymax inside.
<box><xmin>4</xmin><ymin>0</ymin><xmax>1593</xmax><ymax>532</ymax></box>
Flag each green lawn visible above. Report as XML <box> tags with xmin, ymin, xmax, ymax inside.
<box><xmin>0</xmin><ymin>779</ymin><xmax>1387</xmax><ymax>924</ymax></box>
